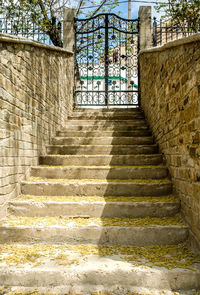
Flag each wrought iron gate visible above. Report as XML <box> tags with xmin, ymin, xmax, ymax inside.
<box><xmin>74</xmin><ymin>13</ymin><xmax>140</xmax><ymax>106</ymax></box>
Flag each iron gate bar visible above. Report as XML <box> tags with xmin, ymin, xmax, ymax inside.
<box><xmin>105</xmin><ymin>14</ymin><xmax>109</xmax><ymax>106</ymax></box>
<box><xmin>75</xmin><ymin>26</ymin><xmax>138</xmax><ymax>35</ymax></box>
<box><xmin>74</xmin><ymin>13</ymin><xmax>140</xmax><ymax>106</ymax></box>
<box><xmin>137</xmin><ymin>17</ymin><xmax>141</xmax><ymax>107</ymax></box>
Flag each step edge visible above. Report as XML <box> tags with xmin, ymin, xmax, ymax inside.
<box><xmin>9</xmin><ymin>200</ymin><xmax>180</xmax><ymax>205</ymax></box>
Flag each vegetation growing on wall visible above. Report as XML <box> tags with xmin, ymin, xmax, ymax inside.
<box><xmin>156</xmin><ymin>0</ymin><xmax>200</xmax><ymax>32</ymax></box>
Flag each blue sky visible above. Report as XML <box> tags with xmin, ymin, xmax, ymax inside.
<box><xmin>74</xmin><ymin>0</ymin><xmax>167</xmax><ymax>19</ymax></box>
<box><xmin>111</xmin><ymin>0</ymin><xmax>166</xmax><ymax>19</ymax></box>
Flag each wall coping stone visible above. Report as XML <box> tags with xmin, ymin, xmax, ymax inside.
<box><xmin>0</xmin><ymin>33</ymin><xmax>73</xmax><ymax>55</ymax></box>
<box><xmin>140</xmin><ymin>33</ymin><xmax>200</xmax><ymax>55</ymax></box>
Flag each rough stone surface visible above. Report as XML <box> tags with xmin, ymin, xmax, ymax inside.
<box><xmin>30</xmin><ymin>165</ymin><xmax>168</xmax><ymax>179</ymax></box>
<box><xmin>21</xmin><ymin>180</ymin><xmax>173</xmax><ymax>196</ymax></box>
<box><xmin>140</xmin><ymin>34</ymin><xmax>200</xmax><ymax>251</ymax></box>
<box><xmin>0</xmin><ymin>287</ymin><xmax>199</xmax><ymax>295</ymax></box>
<box><xmin>0</xmin><ymin>260</ymin><xmax>200</xmax><ymax>291</ymax></box>
<box><xmin>8</xmin><ymin>199</ymin><xmax>180</xmax><ymax>218</ymax></box>
<box><xmin>0</xmin><ymin>35</ymin><xmax>74</xmax><ymax>217</ymax></box>
<box><xmin>0</xmin><ymin>224</ymin><xmax>189</xmax><ymax>245</ymax></box>
<box><xmin>40</xmin><ymin>154</ymin><xmax>163</xmax><ymax>166</ymax></box>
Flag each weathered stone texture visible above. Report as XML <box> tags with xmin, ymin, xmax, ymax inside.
<box><xmin>0</xmin><ymin>35</ymin><xmax>73</xmax><ymax>217</ymax></box>
<box><xmin>140</xmin><ymin>35</ymin><xmax>200</xmax><ymax>249</ymax></box>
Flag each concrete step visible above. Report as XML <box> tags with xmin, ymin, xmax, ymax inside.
<box><xmin>66</xmin><ymin>120</ymin><xmax>146</xmax><ymax>126</ymax></box>
<box><xmin>0</xmin><ymin>216</ymin><xmax>188</xmax><ymax>245</ymax></box>
<box><xmin>46</xmin><ymin>144</ymin><xmax>158</xmax><ymax>155</ymax></box>
<box><xmin>40</xmin><ymin>154</ymin><xmax>163</xmax><ymax>166</ymax></box>
<box><xmin>0</xmin><ymin>243</ymin><xmax>199</xmax><ymax>292</ymax></box>
<box><xmin>21</xmin><ymin>178</ymin><xmax>172</xmax><ymax>196</ymax></box>
<box><xmin>30</xmin><ymin>166</ymin><xmax>168</xmax><ymax>180</ymax></box>
<box><xmin>57</xmin><ymin>130</ymin><xmax>152</xmax><ymax>137</ymax></box>
<box><xmin>52</xmin><ymin>136</ymin><xmax>154</xmax><ymax>145</ymax></box>
<box><xmin>8</xmin><ymin>195</ymin><xmax>180</xmax><ymax>217</ymax></box>
<box><xmin>61</xmin><ymin>125</ymin><xmax>149</xmax><ymax>131</ymax></box>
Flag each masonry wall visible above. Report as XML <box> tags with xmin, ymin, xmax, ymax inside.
<box><xmin>0</xmin><ymin>34</ymin><xmax>74</xmax><ymax>217</ymax></box>
<box><xmin>140</xmin><ymin>34</ymin><xmax>200</xmax><ymax>251</ymax></box>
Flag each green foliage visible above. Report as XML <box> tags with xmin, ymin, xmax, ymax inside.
<box><xmin>0</xmin><ymin>0</ymin><xmax>66</xmax><ymax>46</ymax></box>
<box><xmin>0</xmin><ymin>0</ymin><xmax>120</xmax><ymax>47</ymax></box>
<box><xmin>80</xmin><ymin>0</ymin><xmax>120</xmax><ymax>18</ymax></box>
<box><xmin>155</xmin><ymin>0</ymin><xmax>200</xmax><ymax>32</ymax></box>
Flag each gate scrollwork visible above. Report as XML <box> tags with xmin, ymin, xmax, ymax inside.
<box><xmin>74</xmin><ymin>13</ymin><xmax>139</xmax><ymax>106</ymax></box>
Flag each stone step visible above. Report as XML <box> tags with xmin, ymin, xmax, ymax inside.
<box><xmin>8</xmin><ymin>195</ymin><xmax>180</xmax><ymax>217</ymax></box>
<box><xmin>46</xmin><ymin>144</ymin><xmax>158</xmax><ymax>155</ymax></box>
<box><xmin>0</xmin><ymin>243</ymin><xmax>199</xmax><ymax>292</ymax></box>
<box><xmin>0</xmin><ymin>287</ymin><xmax>199</xmax><ymax>295</ymax></box>
<box><xmin>68</xmin><ymin>114</ymin><xmax>144</xmax><ymax>120</ymax></box>
<box><xmin>0</xmin><ymin>216</ymin><xmax>188</xmax><ymax>245</ymax></box>
<box><xmin>40</xmin><ymin>154</ymin><xmax>163</xmax><ymax>166</ymax></box>
<box><xmin>66</xmin><ymin>120</ymin><xmax>146</xmax><ymax>126</ymax></box>
<box><xmin>52</xmin><ymin>136</ymin><xmax>154</xmax><ymax>145</ymax></box>
<box><xmin>71</xmin><ymin>108</ymin><xmax>143</xmax><ymax>113</ymax></box>
<box><xmin>30</xmin><ymin>166</ymin><xmax>168</xmax><ymax>180</ymax></box>
<box><xmin>72</xmin><ymin>109</ymin><xmax>142</xmax><ymax>115</ymax></box>
<box><xmin>21</xmin><ymin>178</ymin><xmax>172</xmax><ymax>196</ymax></box>
<box><xmin>61</xmin><ymin>125</ymin><xmax>149</xmax><ymax>131</ymax></box>
<box><xmin>73</xmin><ymin>107</ymin><xmax>141</xmax><ymax>112</ymax></box>
<box><xmin>71</xmin><ymin>112</ymin><xmax>143</xmax><ymax>118</ymax></box>
<box><xmin>57</xmin><ymin>130</ymin><xmax>152</xmax><ymax>137</ymax></box>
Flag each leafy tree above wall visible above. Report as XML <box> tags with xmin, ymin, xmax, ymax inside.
<box><xmin>0</xmin><ymin>0</ymin><xmax>120</xmax><ymax>47</ymax></box>
<box><xmin>155</xmin><ymin>0</ymin><xmax>200</xmax><ymax>33</ymax></box>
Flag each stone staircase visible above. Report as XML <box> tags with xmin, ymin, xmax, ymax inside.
<box><xmin>0</xmin><ymin>108</ymin><xmax>200</xmax><ymax>295</ymax></box>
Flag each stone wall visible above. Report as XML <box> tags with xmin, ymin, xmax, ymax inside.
<box><xmin>0</xmin><ymin>34</ymin><xmax>74</xmax><ymax>217</ymax></box>
<box><xmin>140</xmin><ymin>34</ymin><xmax>200</xmax><ymax>251</ymax></box>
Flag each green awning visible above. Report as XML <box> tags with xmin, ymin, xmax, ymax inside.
<box><xmin>81</xmin><ymin>76</ymin><xmax>128</xmax><ymax>82</ymax></box>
